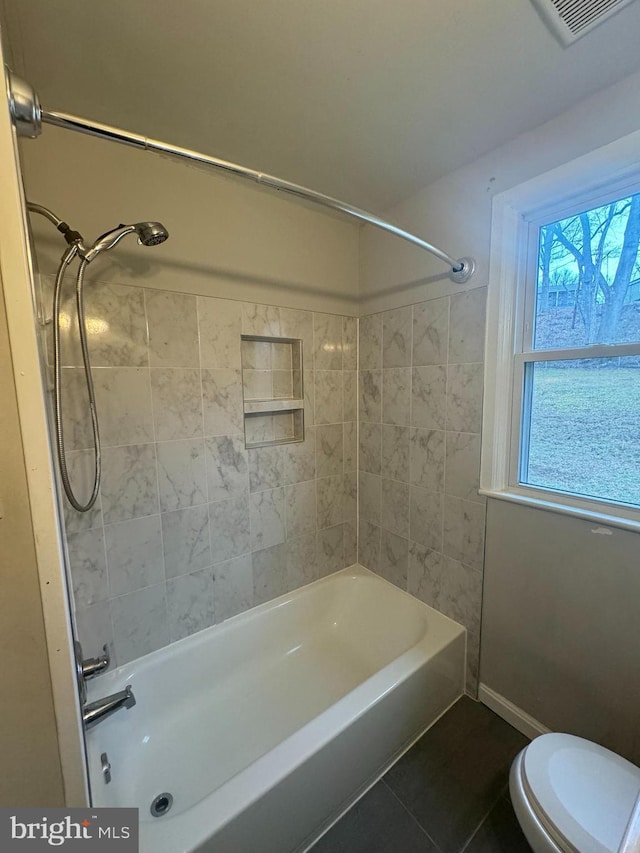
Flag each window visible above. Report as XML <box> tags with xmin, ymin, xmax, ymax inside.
<box><xmin>482</xmin><ymin>131</ymin><xmax>640</xmax><ymax>530</ymax></box>
<box><xmin>518</xmin><ymin>194</ymin><xmax>640</xmax><ymax>509</ymax></box>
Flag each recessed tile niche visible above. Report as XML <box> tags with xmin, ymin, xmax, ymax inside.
<box><xmin>241</xmin><ymin>335</ymin><xmax>304</xmax><ymax>448</ymax></box>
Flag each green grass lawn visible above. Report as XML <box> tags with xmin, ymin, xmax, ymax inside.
<box><xmin>525</xmin><ymin>365</ymin><xmax>640</xmax><ymax>507</ymax></box>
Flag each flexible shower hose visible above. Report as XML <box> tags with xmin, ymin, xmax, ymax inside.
<box><xmin>53</xmin><ymin>246</ymin><xmax>101</xmax><ymax>512</ymax></box>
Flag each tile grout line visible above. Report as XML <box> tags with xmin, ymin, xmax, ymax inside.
<box><xmin>408</xmin><ymin>305</ymin><xmax>415</xmax><ymax>577</ymax></box>
<box><xmin>312</xmin><ymin>311</ymin><xmax>320</xmax><ymax>564</ymax></box>
<box><xmin>442</xmin><ymin>295</ymin><xmax>451</xmax><ymax>563</ymax></box>
<box><xmin>381</xmin><ymin>778</ymin><xmax>445</xmax><ymax>853</ymax></box>
<box><xmin>312</xmin><ymin>312</ymin><xmax>320</xmax><ymax>567</ymax></box>
<box><xmin>458</xmin><ymin>783</ymin><xmax>511</xmax><ymax>853</ymax></box>
<box><xmin>377</xmin><ymin>317</ymin><xmax>383</xmax><ymax>561</ymax></box>
<box><xmin>355</xmin><ymin>316</ymin><xmax>360</xmax><ymax>564</ymax></box>
<box><xmin>103</xmin><ymin>291</ymin><xmax>149</xmax><ymax>664</ymax></box>
<box><xmin>195</xmin><ymin>293</ymin><xmax>217</xmax><ymax>625</ymax></box>
<box><xmin>144</xmin><ymin>288</ymin><xmax>170</xmax><ymax>646</ymax></box>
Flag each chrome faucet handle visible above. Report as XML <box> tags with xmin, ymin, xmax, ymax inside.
<box><xmin>81</xmin><ymin>644</ymin><xmax>110</xmax><ymax>679</ymax></box>
<box><xmin>74</xmin><ymin>641</ymin><xmax>110</xmax><ymax>706</ymax></box>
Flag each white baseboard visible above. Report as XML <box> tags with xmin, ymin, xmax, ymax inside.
<box><xmin>478</xmin><ymin>683</ymin><xmax>550</xmax><ymax>740</ymax></box>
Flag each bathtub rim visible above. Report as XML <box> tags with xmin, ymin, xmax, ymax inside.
<box><xmin>86</xmin><ymin>564</ymin><xmax>466</xmax><ymax>850</ymax></box>
<box><xmin>88</xmin><ymin>563</ymin><xmax>463</xmax><ymax>693</ymax></box>
<box><xmin>133</xmin><ymin>624</ymin><xmax>465</xmax><ymax>852</ymax></box>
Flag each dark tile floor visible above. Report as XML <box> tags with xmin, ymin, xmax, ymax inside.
<box><xmin>311</xmin><ymin>696</ymin><xmax>533</xmax><ymax>853</ymax></box>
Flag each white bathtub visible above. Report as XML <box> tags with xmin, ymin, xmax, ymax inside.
<box><xmin>86</xmin><ymin>565</ymin><xmax>465</xmax><ymax>852</ymax></box>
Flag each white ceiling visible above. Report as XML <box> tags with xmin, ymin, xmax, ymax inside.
<box><xmin>4</xmin><ymin>0</ymin><xmax>640</xmax><ymax>211</ymax></box>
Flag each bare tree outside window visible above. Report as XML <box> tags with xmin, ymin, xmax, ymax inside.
<box><xmin>521</xmin><ymin>192</ymin><xmax>640</xmax><ymax>508</ymax></box>
<box><xmin>534</xmin><ymin>192</ymin><xmax>640</xmax><ymax>347</ymax></box>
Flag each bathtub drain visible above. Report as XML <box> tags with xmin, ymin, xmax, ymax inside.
<box><xmin>150</xmin><ymin>793</ymin><xmax>173</xmax><ymax>817</ymax></box>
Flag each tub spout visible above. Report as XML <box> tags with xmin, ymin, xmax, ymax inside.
<box><xmin>83</xmin><ymin>685</ymin><xmax>136</xmax><ymax>729</ymax></box>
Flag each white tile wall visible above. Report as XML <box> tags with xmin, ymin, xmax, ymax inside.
<box><xmin>46</xmin><ymin>271</ymin><xmax>487</xmax><ymax>696</ymax></box>
<box><xmin>47</xmin><ymin>280</ymin><xmax>356</xmax><ymax>667</ymax></box>
<box><xmin>358</xmin><ymin>286</ymin><xmax>487</xmax><ymax>693</ymax></box>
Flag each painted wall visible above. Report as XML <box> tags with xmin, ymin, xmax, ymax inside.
<box><xmin>482</xmin><ymin>500</ymin><xmax>640</xmax><ymax>764</ymax></box>
<box><xmin>20</xmin><ymin>126</ymin><xmax>360</xmax><ymax>315</ymax></box>
<box><xmin>0</xmin><ymin>277</ymin><xmax>64</xmax><ymax>805</ymax></box>
<box><xmin>360</xmin><ymin>68</ymin><xmax>640</xmax><ymax>314</ymax></box>
<box><xmin>360</xmin><ymin>68</ymin><xmax>640</xmax><ymax>742</ymax></box>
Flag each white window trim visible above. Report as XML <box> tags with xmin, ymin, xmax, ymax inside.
<box><xmin>481</xmin><ymin>127</ymin><xmax>640</xmax><ymax>534</ymax></box>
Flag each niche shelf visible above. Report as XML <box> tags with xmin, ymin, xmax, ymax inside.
<box><xmin>241</xmin><ymin>335</ymin><xmax>304</xmax><ymax>449</ymax></box>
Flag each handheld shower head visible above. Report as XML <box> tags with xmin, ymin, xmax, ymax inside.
<box><xmin>136</xmin><ymin>222</ymin><xmax>169</xmax><ymax>247</ymax></box>
<box><xmin>83</xmin><ymin>221</ymin><xmax>169</xmax><ymax>262</ymax></box>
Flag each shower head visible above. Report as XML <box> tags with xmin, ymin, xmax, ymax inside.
<box><xmin>83</xmin><ymin>221</ymin><xmax>169</xmax><ymax>262</ymax></box>
<box><xmin>136</xmin><ymin>222</ymin><xmax>169</xmax><ymax>247</ymax></box>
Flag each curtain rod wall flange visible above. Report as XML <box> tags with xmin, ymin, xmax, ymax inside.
<box><xmin>7</xmin><ymin>69</ymin><xmax>475</xmax><ymax>283</ymax></box>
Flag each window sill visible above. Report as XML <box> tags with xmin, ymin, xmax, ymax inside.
<box><xmin>478</xmin><ymin>486</ymin><xmax>640</xmax><ymax>534</ymax></box>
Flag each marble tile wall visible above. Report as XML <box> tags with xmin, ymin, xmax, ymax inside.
<box><xmin>358</xmin><ymin>287</ymin><xmax>487</xmax><ymax>693</ymax></box>
<box><xmin>43</xmin><ymin>276</ymin><xmax>357</xmax><ymax>667</ymax></box>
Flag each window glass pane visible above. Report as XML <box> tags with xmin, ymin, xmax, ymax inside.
<box><xmin>534</xmin><ymin>192</ymin><xmax>640</xmax><ymax>349</ymax></box>
<box><xmin>521</xmin><ymin>358</ymin><xmax>640</xmax><ymax>507</ymax></box>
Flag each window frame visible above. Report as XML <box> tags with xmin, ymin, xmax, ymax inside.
<box><xmin>481</xmin><ymin>129</ymin><xmax>640</xmax><ymax>532</ymax></box>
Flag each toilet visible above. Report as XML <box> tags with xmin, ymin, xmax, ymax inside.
<box><xmin>510</xmin><ymin>733</ymin><xmax>640</xmax><ymax>853</ymax></box>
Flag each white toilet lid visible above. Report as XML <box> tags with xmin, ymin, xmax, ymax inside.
<box><xmin>522</xmin><ymin>733</ymin><xmax>640</xmax><ymax>853</ymax></box>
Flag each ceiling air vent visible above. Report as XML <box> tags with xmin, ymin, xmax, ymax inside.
<box><xmin>531</xmin><ymin>0</ymin><xmax>638</xmax><ymax>45</ymax></box>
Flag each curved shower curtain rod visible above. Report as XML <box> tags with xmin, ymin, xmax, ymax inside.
<box><xmin>8</xmin><ymin>70</ymin><xmax>475</xmax><ymax>283</ymax></box>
